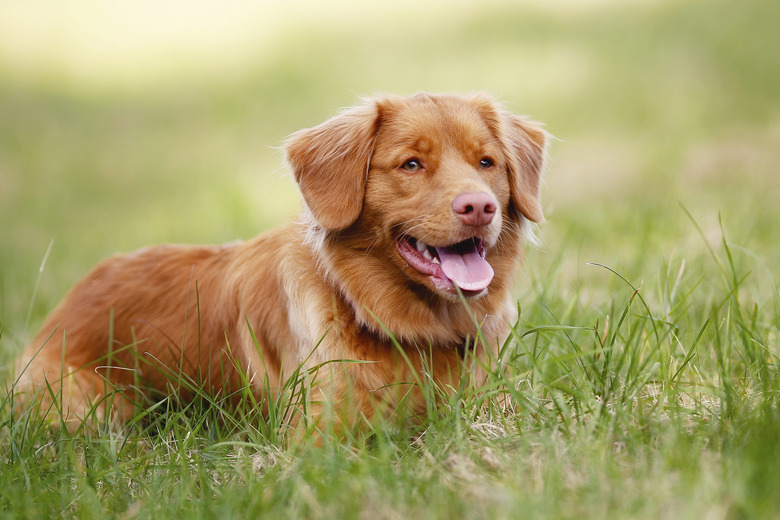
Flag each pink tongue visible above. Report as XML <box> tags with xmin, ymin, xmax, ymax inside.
<box><xmin>435</xmin><ymin>243</ymin><xmax>494</xmax><ymax>291</ymax></box>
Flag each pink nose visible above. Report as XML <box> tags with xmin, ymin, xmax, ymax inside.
<box><xmin>452</xmin><ymin>192</ymin><xmax>497</xmax><ymax>227</ymax></box>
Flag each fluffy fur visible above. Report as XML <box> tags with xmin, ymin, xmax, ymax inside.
<box><xmin>15</xmin><ymin>92</ymin><xmax>547</xmax><ymax>435</ymax></box>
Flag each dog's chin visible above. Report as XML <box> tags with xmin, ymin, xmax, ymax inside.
<box><xmin>395</xmin><ymin>235</ymin><xmax>494</xmax><ymax>299</ymax></box>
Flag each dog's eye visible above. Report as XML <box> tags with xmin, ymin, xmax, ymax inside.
<box><xmin>479</xmin><ymin>157</ymin><xmax>494</xmax><ymax>169</ymax></box>
<box><xmin>400</xmin><ymin>159</ymin><xmax>423</xmax><ymax>172</ymax></box>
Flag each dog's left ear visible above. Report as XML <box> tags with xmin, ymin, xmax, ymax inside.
<box><xmin>285</xmin><ymin>103</ymin><xmax>379</xmax><ymax>230</ymax></box>
<box><xmin>501</xmin><ymin>114</ymin><xmax>547</xmax><ymax>223</ymax></box>
<box><xmin>467</xmin><ymin>94</ymin><xmax>547</xmax><ymax>223</ymax></box>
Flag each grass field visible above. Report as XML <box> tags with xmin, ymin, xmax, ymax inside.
<box><xmin>2</xmin><ymin>0</ymin><xmax>779</xmax><ymax>518</ymax></box>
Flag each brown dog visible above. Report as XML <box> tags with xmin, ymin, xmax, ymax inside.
<box><xmin>15</xmin><ymin>92</ymin><xmax>546</xmax><ymax>435</ymax></box>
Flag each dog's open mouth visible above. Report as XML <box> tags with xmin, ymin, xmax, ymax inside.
<box><xmin>396</xmin><ymin>235</ymin><xmax>494</xmax><ymax>295</ymax></box>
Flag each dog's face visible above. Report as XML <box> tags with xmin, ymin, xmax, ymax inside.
<box><xmin>286</xmin><ymin>93</ymin><xmax>546</xmax><ymax>300</ymax></box>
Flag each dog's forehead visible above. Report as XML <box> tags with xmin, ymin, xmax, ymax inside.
<box><xmin>377</xmin><ymin>96</ymin><xmax>497</xmax><ymax>151</ymax></box>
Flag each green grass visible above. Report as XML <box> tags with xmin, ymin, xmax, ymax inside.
<box><xmin>2</xmin><ymin>0</ymin><xmax>779</xmax><ymax>518</ymax></box>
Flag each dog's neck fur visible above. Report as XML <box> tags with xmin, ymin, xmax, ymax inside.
<box><xmin>300</xmin><ymin>211</ymin><xmax>521</xmax><ymax>351</ymax></box>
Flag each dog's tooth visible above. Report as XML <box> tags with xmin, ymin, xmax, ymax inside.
<box><xmin>416</xmin><ymin>240</ymin><xmax>428</xmax><ymax>253</ymax></box>
<box><xmin>432</xmin><ymin>257</ymin><xmax>440</xmax><ymax>265</ymax></box>
<box><xmin>423</xmin><ymin>249</ymin><xmax>434</xmax><ymax>261</ymax></box>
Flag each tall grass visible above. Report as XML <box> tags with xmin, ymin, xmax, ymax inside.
<box><xmin>2</xmin><ymin>214</ymin><xmax>779</xmax><ymax>518</ymax></box>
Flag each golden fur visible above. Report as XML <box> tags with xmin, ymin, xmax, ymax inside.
<box><xmin>15</xmin><ymin>92</ymin><xmax>547</xmax><ymax>435</ymax></box>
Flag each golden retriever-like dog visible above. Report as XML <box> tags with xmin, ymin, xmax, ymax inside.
<box><xmin>15</xmin><ymin>92</ymin><xmax>546</xmax><ymax>435</ymax></box>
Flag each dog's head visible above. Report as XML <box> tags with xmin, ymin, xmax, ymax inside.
<box><xmin>285</xmin><ymin>92</ymin><xmax>546</xmax><ymax>301</ymax></box>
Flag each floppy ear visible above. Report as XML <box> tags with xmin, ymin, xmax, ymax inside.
<box><xmin>285</xmin><ymin>102</ymin><xmax>379</xmax><ymax>230</ymax></box>
<box><xmin>501</xmin><ymin>114</ymin><xmax>547</xmax><ymax>223</ymax></box>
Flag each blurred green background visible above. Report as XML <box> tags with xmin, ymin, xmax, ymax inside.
<box><xmin>1</xmin><ymin>0</ymin><xmax>778</xmax><ymax>362</ymax></box>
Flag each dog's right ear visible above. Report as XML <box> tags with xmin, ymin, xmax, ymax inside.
<box><xmin>285</xmin><ymin>102</ymin><xmax>379</xmax><ymax>231</ymax></box>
